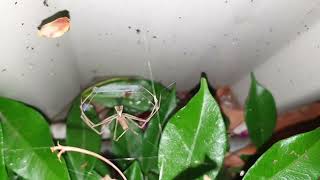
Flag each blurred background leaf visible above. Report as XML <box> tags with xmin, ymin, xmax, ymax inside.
<box><xmin>0</xmin><ymin>97</ymin><xmax>70</xmax><ymax>180</ymax></box>
<box><xmin>124</xmin><ymin>161</ymin><xmax>144</xmax><ymax>180</ymax></box>
<box><xmin>245</xmin><ymin>73</ymin><xmax>277</xmax><ymax>147</ymax></box>
<box><xmin>0</xmin><ymin>123</ymin><xmax>8</xmax><ymax>180</ymax></box>
<box><xmin>65</xmin><ymin>96</ymin><xmax>102</xmax><ymax>180</ymax></box>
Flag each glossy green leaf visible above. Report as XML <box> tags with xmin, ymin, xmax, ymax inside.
<box><xmin>82</xmin><ymin>78</ymin><xmax>156</xmax><ymax>114</ymax></box>
<box><xmin>0</xmin><ymin>97</ymin><xmax>70</xmax><ymax>180</ymax></box>
<box><xmin>158</xmin><ymin>78</ymin><xmax>227</xmax><ymax>180</ymax></box>
<box><xmin>146</xmin><ymin>172</ymin><xmax>159</xmax><ymax>180</ymax></box>
<box><xmin>140</xmin><ymin>85</ymin><xmax>177</xmax><ymax>174</ymax></box>
<box><xmin>66</xmin><ymin>97</ymin><xmax>101</xmax><ymax>180</ymax></box>
<box><xmin>245</xmin><ymin>73</ymin><xmax>277</xmax><ymax>147</ymax></box>
<box><xmin>244</xmin><ymin>128</ymin><xmax>320</xmax><ymax>179</ymax></box>
<box><xmin>111</xmin><ymin>119</ymin><xmax>143</xmax><ymax>170</ymax></box>
<box><xmin>85</xmin><ymin>170</ymin><xmax>103</xmax><ymax>180</ymax></box>
<box><xmin>93</xmin><ymin>159</ymin><xmax>111</xmax><ymax>177</ymax></box>
<box><xmin>0</xmin><ymin>123</ymin><xmax>8</xmax><ymax>180</ymax></box>
<box><xmin>124</xmin><ymin>161</ymin><xmax>144</xmax><ymax>180</ymax></box>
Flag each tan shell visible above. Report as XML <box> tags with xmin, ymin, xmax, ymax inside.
<box><xmin>38</xmin><ymin>17</ymin><xmax>70</xmax><ymax>38</ymax></box>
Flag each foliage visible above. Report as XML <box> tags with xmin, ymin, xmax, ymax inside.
<box><xmin>0</xmin><ymin>76</ymin><xmax>319</xmax><ymax>180</ymax></box>
<box><xmin>158</xmin><ymin>78</ymin><xmax>227</xmax><ymax>180</ymax></box>
<box><xmin>244</xmin><ymin>128</ymin><xmax>320</xmax><ymax>179</ymax></box>
<box><xmin>245</xmin><ymin>73</ymin><xmax>277</xmax><ymax>147</ymax></box>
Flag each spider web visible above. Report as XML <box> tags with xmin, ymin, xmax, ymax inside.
<box><xmin>1</xmin><ymin>28</ymin><xmax>175</xmax><ymax>179</ymax></box>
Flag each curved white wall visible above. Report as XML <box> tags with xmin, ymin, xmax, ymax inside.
<box><xmin>0</xmin><ymin>1</ymin><xmax>80</xmax><ymax>117</ymax></box>
<box><xmin>233</xmin><ymin>19</ymin><xmax>320</xmax><ymax>112</ymax></box>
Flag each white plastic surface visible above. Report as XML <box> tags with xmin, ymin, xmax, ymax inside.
<box><xmin>1</xmin><ymin>0</ymin><xmax>320</xmax><ymax>117</ymax></box>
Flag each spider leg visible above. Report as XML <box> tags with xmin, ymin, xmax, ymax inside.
<box><xmin>113</xmin><ymin>119</ymin><xmax>129</xmax><ymax>141</ymax></box>
<box><xmin>79</xmin><ymin>88</ymin><xmax>101</xmax><ymax>128</ymax></box>
<box><xmin>124</xmin><ymin>114</ymin><xmax>149</xmax><ymax>128</ymax></box>
<box><xmin>114</xmin><ymin>129</ymin><xmax>128</xmax><ymax>141</ymax></box>
<box><xmin>113</xmin><ymin>118</ymin><xmax>119</xmax><ymax>140</ymax></box>
<box><xmin>93</xmin><ymin>114</ymin><xmax>117</xmax><ymax>127</ymax></box>
<box><xmin>81</xmin><ymin>116</ymin><xmax>103</xmax><ymax>135</ymax></box>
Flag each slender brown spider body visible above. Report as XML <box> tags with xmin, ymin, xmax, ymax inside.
<box><xmin>115</xmin><ymin>106</ymin><xmax>129</xmax><ymax>131</ymax></box>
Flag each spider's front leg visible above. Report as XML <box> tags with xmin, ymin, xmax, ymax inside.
<box><xmin>123</xmin><ymin>113</ymin><xmax>150</xmax><ymax>129</ymax></box>
<box><xmin>113</xmin><ymin>116</ymin><xmax>129</xmax><ymax>141</ymax></box>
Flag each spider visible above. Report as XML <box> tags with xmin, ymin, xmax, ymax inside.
<box><xmin>80</xmin><ymin>85</ymin><xmax>160</xmax><ymax>141</ymax></box>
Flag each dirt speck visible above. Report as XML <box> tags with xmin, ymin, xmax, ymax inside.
<box><xmin>136</xmin><ymin>29</ymin><xmax>141</xmax><ymax>34</ymax></box>
<box><xmin>43</xmin><ymin>0</ymin><xmax>49</xmax><ymax>7</ymax></box>
<box><xmin>1</xmin><ymin>69</ymin><xmax>7</xmax><ymax>72</ymax></box>
<box><xmin>152</xmin><ymin>35</ymin><xmax>157</xmax><ymax>39</ymax></box>
<box><xmin>128</xmin><ymin>26</ymin><xmax>131</xmax><ymax>29</ymax></box>
<box><xmin>14</xmin><ymin>2</ymin><xmax>17</xmax><ymax>5</ymax></box>
<box><xmin>31</xmin><ymin>47</ymin><xmax>34</xmax><ymax>50</ymax></box>
<box><xmin>21</xmin><ymin>23</ymin><xmax>24</xmax><ymax>26</ymax></box>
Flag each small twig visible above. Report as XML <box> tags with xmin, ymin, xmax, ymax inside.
<box><xmin>51</xmin><ymin>143</ymin><xmax>127</xmax><ymax>180</ymax></box>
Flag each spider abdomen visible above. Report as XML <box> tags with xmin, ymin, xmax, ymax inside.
<box><xmin>118</xmin><ymin>116</ymin><xmax>129</xmax><ymax>130</ymax></box>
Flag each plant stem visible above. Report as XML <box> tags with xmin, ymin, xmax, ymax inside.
<box><xmin>51</xmin><ymin>143</ymin><xmax>127</xmax><ymax>180</ymax></box>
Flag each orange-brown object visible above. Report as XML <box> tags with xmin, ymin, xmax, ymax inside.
<box><xmin>276</xmin><ymin>102</ymin><xmax>320</xmax><ymax>132</ymax></box>
<box><xmin>38</xmin><ymin>17</ymin><xmax>70</xmax><ymax>38</ymax></box>
<box><xmin>218</xmin><ymin>86</ymin><xmax>320</xmax><ymax>168</ymax></box>
<box><xmin>224</xmin><ymin>144</ymin><xmax>257</xmax><ymax>168</ymax></box>
<box><xmin>224</xmin><ymin>153</ymin><xmax>245</xmax><ymax>168</ymax></box>
<box><xmin>38</xmin><ymin>10</ymin><xmax>70</xmax><ymax>38</ymax></box>
<box><xmin>224</xmin><ymin>102</ymin><xmax>320</xmax><ymax>168</ymax></box>
<box><xmin>216</xmin><ymin>86</ymin><xmax>244</xmax><ymax>131</ymax></box>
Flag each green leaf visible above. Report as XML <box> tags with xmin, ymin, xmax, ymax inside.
<box><xmin>158</xmin><ymin>78</ymin><xmax>227</xmax><ymax>180</ymax></box>
<box><xmin>93</xmin><ymin>159</ymin><xmax>111</xmax><ymax>177</ymax></box>
<box><xmin>111</xmin><ymin>120</ymin><xmax>143</xmax><ymax>169</ymax></box>
<box><xmin>245</xmin><ymin>73</ymin><xmax>277</xmax><ymax>147</ymax></box>
<box><xmin>244</xmin><ymin>128</ymin><xmax>320</xmax><ymax>179</ymax></box>
<box><xmin>66</xmin><ymin>97</ymin><xmax>101</xmax><ymax>180</ymax></box>
<box><xmin>140</xmin><ymin>85</ymin><xmax>177</xmax><ymax>174</ymax></box>
<box><xmin>124</xmin><ymin>161</ymin><xmax>144</xmax><ymax>180</ymax></box>
<box><xmin>82</xmin><ymin>78</ymin><xmax>156</xmax><ymax>114</ymax></box>
<box><xmin>145</xmin><ymin>172</ymin><xmax>159</xmax><ymax>180</ymax></box>
<box><xmin>85</xmin><ymin>170</ymin><xmax>103</xmax><ymax>180</ymax></box>
<box><xmin>0</xmin><ymin>97</ymin><xmax>70</xmax><ymax>180</ymax></box>
<box><xmin>0</xmin><ymin>123</ymin><xmax>8</xmax><ymax>180</ymax></box>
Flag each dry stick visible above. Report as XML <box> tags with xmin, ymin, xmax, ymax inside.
<box><xmin>51</xmin><ymin>143</ymin><xmax>127</xmax><ymax>180</ymax></box>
